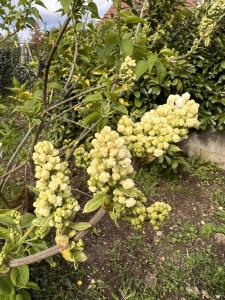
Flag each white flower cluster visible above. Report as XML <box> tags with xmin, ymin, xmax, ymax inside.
<box><xmin>119</xmin><ymin>56</ymin><xmax>137</xmax><ymax>87</ymax></box>
<box><xmin>33</xmin><ymin>141</ymin><xmax>80</xmax><ymax>234</ymax></box>
<box><xmin>74</xmin><ymin>144</ymin><xmax>91</xmax><ymax>169</ymax></box>
<box><xmin>88</xmin><ymin>126</ymin><xmax>171</xmax><ymax>230</ymax></box>
<box><xmin>117</xmin><ymin>92</ymin><xmax>199</xmax><ymax>161</ymax></box>
<box><xmin>112</xmin><ymin>187</ymin><xmax>148</xmax><ymax>229</ymax></box>
<box><xmin>87</xmin><ymin>126</ymin><xmax>134</xmax><ymax>194</ymax></box>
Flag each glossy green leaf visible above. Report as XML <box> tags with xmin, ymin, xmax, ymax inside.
<box><xmin>83</xmin><ymin>194</ymin><xmax>108</xmax><ymax>213</ymax></box>
<box><xmin>10</xmin><ymin>266</ymin><xmax>29</xmax><ymax>288</ymax></box>
<box><xmin>72</xmin><ymin>222</ymin><xmax>92</xmax><ymax>231</ymax></box>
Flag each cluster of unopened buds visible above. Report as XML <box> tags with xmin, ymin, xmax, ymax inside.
<box><xmin>33</xmin><ymin>141</ymin><xmax>80</xmax><ymax>235</ymax></box>
<box><xmin>55</xmin><ymin>234</ymin><xmax>86</xmax><ymax>264</ymax></box>
<box><xmin>74</xmin><ymin>144</ymin><xmax>91</xmax><ymax>168</ymax></box>
<box><xmin>10</xmin><ymin>210</ymin><xmax>21</xmax><ymax>225</ymax></box>
<box><xmin>118</xmin><ymin>92</ymin><xmax>199</xmax><ymax>162</ymax></box>
<box><xmin>119</xmin><ymin>56</ymin><xmax>137</xmax><ymax>87</ymax></box>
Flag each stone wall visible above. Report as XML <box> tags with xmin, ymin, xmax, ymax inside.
<box><xmin>181</xmin><ymin>128</ymin><xmax>225</xmax><ymax>170</ymax></box>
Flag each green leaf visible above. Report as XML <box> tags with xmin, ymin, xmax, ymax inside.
<box><xmin>10</xmin><ymin>266</ymin><xmax>29</xmax><ymax>288</ymax></box>
<box><xmin>121</xmin><ymin>39</ymin><xmax>133</xmax><ymax>57</ymax></box>
<box><xmin>147</xmin><ymin>53</ymin><xmax>157</xmax><ymax>73</ymax></box>
<box><xmin>168</xmin><ymin>145</ymin><xmax>181</xmax><ymax>152</ymax></box>
<box><xmin>32</xmin><ymin>217</ymin><xmax>51</xmax><ymax>227</ymax></box>
<box><xmin>72</xmin><ymin>222</ymin><xmax>91</xmax><ymax>231</ymax></box>
<box><xmin>156</xmin><ymin>60</ymin><xmax>167</xmax><ymax>83</ymax></box>
<box><xmin>125</xmin><ymin>16</ymin><xmax>145</xmax><ymax>24</ymax></box>
<box><xmin>21</xmin><ymin>213</ymin><xmax>35</xmax><ymax>229</ymax></box>
<box><xmin>60</xmin><ymin>0</ymin><xmax>73</xmax><ymax>13</ymax></box>
<box><xmin>0</xmin><ymin>276</ymin><xmax>13</xmax><ymax>296</ymax></box>
<box><xmin>0</xmin><ymin>211</ymin><xmax>15</xmax><ymax>227</ymax></box>
<box><xmin>82</xmin><ymin>111</ymin><xmax>100</xmax><ymax>126</ymax></box>
<box><xmin>135</xmin><ymin>60</ymin><xmax>148</xmax><ymax>79</ymax></box>
<box><xmin>83</xmin><ymin>194</ymin><xmax>108</xmax><ymax>213</ymax></box>
<box><xmin>0</xmin><ymin>227</ymin><xmax>10</xmax><ymax>240</ymax></box>
<box><xmin>112</xmin><ymin>103</ymin><xmax>128</xmax><ymax>115</ymax></box>
<box><xmin>17</xmin><ymin>290</ymin><xmax>31</xmax><ymax>300</ymax></box>
<box><xmin>26</xmin><ymin>185</ymin><xmax>39</xmax><ymax>195</ymax></box>
<box><xmin>24</xmin><ymin>281</ymin><xmax>39</xmax><ymax>290</ymax></box>
<box><xmin>87</xmin><ymin>2</ymin><xmax>100</xmax><ymax>19</ymax></box>
<box><xmin>82</xmin><ymin>93</ymin><xmax>103</xmax><ymax>103</ymax></box>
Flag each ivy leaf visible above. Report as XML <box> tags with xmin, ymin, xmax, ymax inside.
<box><xmin>60</xmin><ymin>0</ymin><xmax>73</xmax><ymax>13</ymax></box>
<box><xmin>83</xmin><ymin>193</ymin><xmax>108</xmax><ymax>213</ymax></box>
<box><xmin>72</xmin><ymin>222</ymin><xmax>92</xmax><ymax>231</ymax></box>
<box><xmin>10</xmin><ymin>265</ymin><xmax>29</xmax><ymax>288</ymax></box>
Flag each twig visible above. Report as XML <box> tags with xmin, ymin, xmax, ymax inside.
<box><xmin>71</xmin><ymin>188</ymin><xmax>91</xmax><ymax>197</ymax></box>
<box><xmin>7</xmin><ymin>207</ymin><xmax>106</xmax><ymax>268</ymax></box>
<box><xmin>135</xmin><ymin>0</ymin><xmax>148</xmax><ymax>39</ymax></box>
<box><xmin>0</xmin><ymin>127</ymin><xmax>34</xmax><ymax>191</ymax></box>
<box><xmin>0</xmin><ymin>29</ymin><xmax>19</xmax><ymax>45</ymax></box>
<box><xmin>0</xmin><ymin>163</ymin><xmax>26</xmax><ymax>181</ymax></box>
<box><xmin>63</xmin><ymin>34</ymin><xmax>78</xmax><ymax>94</ymax></box>
<box><xmin>42</xmin><ymin>16</ymin><xmax>72</xmax><ymax>107</ymax></box>
<box><xmin>66</xmin><ymin>118</ymin><xmax>102</xmax><ymax>161</ymax></box>
<box><xmin>45</xmin><ymin>111</ymin><xmax>88</xmax><ymax>129</ymax></box>
<box><xmin>46</xmin><ymin>85</ymin><xmax>105</xmax><ymax>113</ymax></box>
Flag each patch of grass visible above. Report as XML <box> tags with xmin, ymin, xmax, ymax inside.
<box><xmin>169</xmin><ymin>223</ymin><xmax>198</xmax><ymax>244</ymax></box>
<box><xmin>135</xmin><ymin>166</ymin><xmax>160</xmax><ymax>196</ymax></box>
<box><xmin>192</xmin><ymin>161</ymin><xmax>223</xmax><ymax>186</ymax></box>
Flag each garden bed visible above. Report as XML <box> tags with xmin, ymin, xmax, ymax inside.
<box><xmin>30</xmin><ymin>162</ymin><xmax>225</xmax><ymax>300</ymax></box>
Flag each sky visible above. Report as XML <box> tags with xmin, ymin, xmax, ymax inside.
<box><xmin>18</xmin><ymin>0</ymin><xmax>112</xmax><ymax>41</ymax></box>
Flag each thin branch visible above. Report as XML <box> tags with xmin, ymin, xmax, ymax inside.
<box><xmin>66</xmin><ymin>118</ymin><xmax>103</xmax><ymax>161</ymax></box>
<box><xmin>0</xmin><ymin>127</ymin><xmax>34</xmax><ymax>191</ymax></box>
<box><xmin>46</xmin><ymin>85</ymin><xmax>105</xmax><ymax>113</ymax></box>
<box><xmin>7</xmin><ymin>207</ymin><xmax>106</xmax><ymax>268</ymax></box>
<box><xmin>0</xmin><ymin>29</ymin><xmax>19</xmax><ymax>45</ymax></box>
<box><xmin>71</xmin><ymin>188</ymin><xmax>91</xmax><ymax>197</ymax></box>
<box><xmin>45</xmin><ymin>111</ymin><xmax>88</xmax><ymax>129</ymax></box>
<box><xmin>135</xmin><ymin>0</ymin><xmax>148</xmax><ymax>39</ymax></box>
<box><xmin>42</xmin><ymin>16</ymin><xmax>72</xmax><ymax>107</ymax></box>
<box><xmin>0</xmin><ymin>163</ymin><xmax>26</xmax><ymax>181</ymax></box>
<box><xmin>63</xmin><ymin>34</ymin><xmax>78</xmax><ymax>94</ymax></box>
